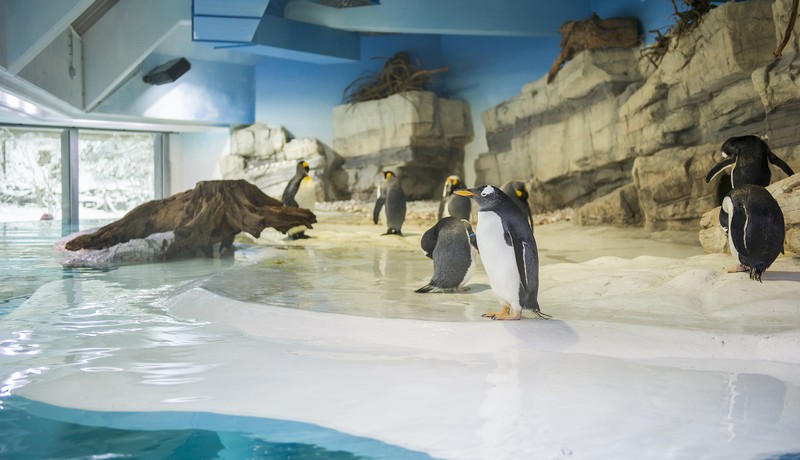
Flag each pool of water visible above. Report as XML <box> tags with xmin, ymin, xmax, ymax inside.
<box><xmin>2</xmin><ymin>218</ymin><xmax>799</xmax><ymax>459</ymax></box>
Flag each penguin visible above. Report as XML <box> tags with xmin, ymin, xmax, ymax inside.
<box><xmin>721</xmin><ymin>184</ymin><xmax>785</xmax><ymax>282</ymax></box>
<box><xmin>281</xmin><ymin>160</ymin><xmax>315</xmax><ymax>239</ymax></box>
<box><xmin>437</xmin><ymin>175</ymin><xmax>472</xmax><ymax>221</ymax></box>
<box><xmin>416</xmin><ymin>217</ymin><xmax>479</xmax><ymax>293</ymax></box>
<box><xmin>501</xmin><ymin>180</ymin><xmax>534</xmax><ymax>229</ymax></box>
<box><xmin>705</xmin><ymin>135</ymin><xmax>794</xmax><ymax>188</ymax></box>
<box><xmin>373</xmin><ymin>170</ymin><xmax>407</xmax><ymax>235</ymax></box>
<box><xmin>454</xmin><ymin>185</ymin><xmax>549</xmax><ymax>320</ymax></box>
<box><xmin>705</xmin><ymin>136</ymin><xmax>794</xmax><ymax>235</ymax></box>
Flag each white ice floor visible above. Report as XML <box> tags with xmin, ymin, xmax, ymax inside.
<box><xmin>2</xmin><ymin>218</ymin><xmax>799</xmax><ymax>459</ymax></box>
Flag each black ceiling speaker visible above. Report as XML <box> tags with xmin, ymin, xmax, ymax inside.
<box><xmin>143</xmin><ymin>57</ymin><xmax>191</xmax><ymax>85</ymax></box>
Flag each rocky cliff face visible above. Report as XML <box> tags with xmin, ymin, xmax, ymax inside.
<box><xmin>331</xmin><ymin>91</ymin><xmax>473</xmax><ymax>201</ymax></box>
<box><xmin>476</xmin><ymin>0</ymin><xmax>800</xmax><ymax>237</ymax></box>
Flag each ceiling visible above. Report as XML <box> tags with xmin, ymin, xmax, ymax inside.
<box><xmin>0</xmin><ymin>0</ymin><xmax>591</xmax><ymax>126</ymax></box>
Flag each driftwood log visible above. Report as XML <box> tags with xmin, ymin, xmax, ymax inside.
<box><xmin>547</xmin><ymin>13</ymin><xmax>639</xmax><ymax>83</ymax></box>
<box><xmin>65</xmin><ymin>180</ymin><xmax>316</xmax><ymax>259</ymax></box>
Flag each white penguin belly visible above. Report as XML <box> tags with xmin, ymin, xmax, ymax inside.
<box><xmin>476</xmin><ymin>211</ymin><xmax>522</xmax><ymax>309</ymax></box>
<box><xmin>722</xmin><ymin>196</ymin><xmax>741</xmax><ymax>264</ymax></box>
<box><xmin>460</xmin><ymin>225</ymin><xmax>478</xmax><ymax>288</ymax></box>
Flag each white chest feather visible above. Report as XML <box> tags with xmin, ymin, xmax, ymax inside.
<box><xmin>476</xmin><ymin>211</ymin><xmax>522</xmax><ymax>306</ymax></box>
<box><xmin>295</xmin><ymin>176</ymin><xmax>316</xmax><ymax>211</ymax></box>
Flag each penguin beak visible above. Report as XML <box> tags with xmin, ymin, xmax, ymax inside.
<box><xmin>454</xmin><ymin>190</ymin><xmax>475</xmax><ymax>197</ymax></box>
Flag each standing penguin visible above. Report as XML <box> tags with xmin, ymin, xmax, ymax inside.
<box><xmin>373</xmin><ymin>170</ymin><xmax>407</xmax><ymax>235</ymax></box>
<box><xmin>705</xmin><ymin>135</ymin><xmax>795</xmax><ymax>188</ymax></box>
<box><xmin>501</xmin><ymin>181</ymin><xmax>534</xmax><ymax>229</ymax></box>
<box><xmin>437</xmin><ymin>175</ymin><xmax>472</xmax><ymax>221</ymax></box>
<box><xmin>721</xmin><ymin>184</ymin><xmax>785</xmax><ymax>282</ymax></box>
<box><xmin>706</xmin><ymin>136</ymin><xmax>794</xmax><ymax>233</ymax></box>
<box><xmin>455</xmin><ymin>185</ymin><xmax>548</xmax><ymax>320</ymax></box>
<box><xmin>282</xmin><ymin>160</ymin><xmax>315</xmax><ymax>239</ymax></box>
<box><xmin>416</xmin><ymin>217</ymin><xmax>479</xmax><ymax>293</ymax></box>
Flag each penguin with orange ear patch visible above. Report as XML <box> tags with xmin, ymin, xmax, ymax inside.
<box><xmin>373</xmin><ymin>170</ymin><xmax>406</xmax><ymax>235</ymax></box>
<box><xmin>501</xmin><ymin>181</ymin><xmax>534</xmax><ymax>229</ymax></box>
<box><xmin>282</xmin><ymin>160</ymin><xmax>315</xmax><ymax>239</ymax></box>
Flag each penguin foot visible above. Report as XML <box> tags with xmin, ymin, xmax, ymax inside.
<box><xmin>726</xmin><ymin>264</ymin><xmax>748</xmax><ymax>274</ymax></box>
<box><xmin>287</xmin><ymin>232</ymin><xmax>311</xmax><ymax>240</ymax></box>
<box><xmin>481</xmin><ymin>305</ymin><xmax>521</xmax><ymax>321</ymax></box>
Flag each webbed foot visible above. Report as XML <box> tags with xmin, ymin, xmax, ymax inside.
<box><xmin>481</xmin><ymin>305</ymin><xmax>521</xmax><ymax>321</ymax></box>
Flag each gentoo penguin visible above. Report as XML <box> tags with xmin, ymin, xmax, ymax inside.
<box><xmin>705</xmin><ymin>135</ymin><xmax>794</xmax><ymax>188</ymax></box>
<box><xmin>501</xmin><ymin>181</ymin><xmax>534</xmax><ymax>228</ymax></box>
<box><xmin>437</xmin><ymin>175</ymin><xmax>472</xmax><ymax>221</ymax></box>
<box><xmin>281</xmin><ymin>160</ymin><xmax>315</xmax><ymax>239</ymax></box>
<box><xmin>705</xmin><ymin>136</ymin><xmax>794</xmax><ymax>233</ymax></box>
<box><xmin>416</xmin><ymin>217</ymin><xmax>479</xmax><ymax>293</ymax></box>
<box><xmin>721</xmin><ymin>184</ymin><xmax>785</xmax><ymax>282</ymax></box>
<box><xmin>373</xmin><ymin>170</ymin><xmax>407</xmax><ymax>235</ymax></box>
<box><xmin>455</xmin><ymin>185</ymin><xmax>549</xmax><ymax>320</ymax></box>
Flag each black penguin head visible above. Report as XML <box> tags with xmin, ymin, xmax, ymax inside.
<box><xmin>382</xmin><ymin>170</ymin><xmax>395</xmax><ymax>180</ymax></box>
<box><xmin>297</xmin><ymin>160</ymin><xmax>310</xmax><ymax>174</ymax></box>
<box><xmin>454</xmin><ymin>185</ymin><xmax>509</xmax><ymax>210</ymax></box>
<box><xmin>512</xmin><ymin>182</ymin><xmax>529</xmax><ymax>201</ymax></box>
<box><xmin>721</xmin><ymin>135</ymin><xmax>770</xmax><ymax>163</ymax></box>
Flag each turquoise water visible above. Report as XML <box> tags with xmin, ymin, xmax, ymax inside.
<box><xmin>0</xmin><ymin>221</ymin><xmax>433</xmax><ymax>460</ymax></box>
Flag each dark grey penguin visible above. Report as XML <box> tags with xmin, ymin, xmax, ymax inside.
<box><xmin>455</xmin><ymin>185</ymin><xmax>548</xmax><ymax>320</ymax></box>
<box><xmin>373</xmin><ymin>170</ymin><xmax>407</xmax><ymax>235</ymax></box>
<box><xmin>437</xmin><ymin>175</ymin><xmax>472</xmax><ymax>221</ymax></box>
<box><xmin>721</xmin><ymin>184</ymin><xmax>785</xmax><ymax>282</ymax></box>
<box><xmin>706</xmin><ymin>136</ymin><xmax>794</xmax><ymax>233</ymax></box>
<box><xmin>416</xmin><ymin>217</ymin><xmax>479</xmax><ymax>293</ymax></box>
<box><xmin>501</xmin><ymin>181</ymin><xmax>534</xmax><ymax>228</ymax></box>
<box><xmin>281</xmin><ymin>160</ymin><xmax>315</xmax><ymax>239</ymax></box>
<box><xmin>706</xmin><ymin>135</ymin><xmax>794</xmax><ymax>188</ymax></box>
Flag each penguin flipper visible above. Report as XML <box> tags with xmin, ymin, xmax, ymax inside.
<box><xmin>768</xmin><ymin>152</ymin><xmax>796</xmax><ymax>177</ymax></box>
<box><xmin>420</xmin><ymin>224</ymin><xmax>439</xmax><ymax>258</ymax></box>
<box><xmin>281</xmin><ymin>177</ymin><xmax>301</xmax><ymax>207</ymax></box>
<box><xmin>705</xmin><ymin>158</ymin><xmax>735</xmax><ymax>183</ymax></box>
<box><xmin>372</xmin><ymin>197</ymin><xmax>385</xmax><ymax>225</ymax></box>
<box><xmin>506</xmin><ymin>230</ymin><xmax>533</xmax><ymax>294</ymax></box>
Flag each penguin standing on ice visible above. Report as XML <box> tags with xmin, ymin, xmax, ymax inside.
<box><xmin>721</xmin><ymin>184</ymin><xmax>785</xmax><ymax>282</ymax></box>
<box><xmin>455</xmin><ymin>185</ymin><xmax>548</xmax><ymax>320</ymax></box>
<box><xmin>438</xmin><ymin>175</ymin><xmax>472</xmax><ymax>221</ymax></box>
<box><xmin>501</xmin><ymin>180</ymin><xmax>534</xmax><ymax>229</ymax></box>
<box><xmin>416</xmin><ymin>217</ymin><xmax>478</xmax><ymax>293</ymax></box>
<box><xmin>282</xmin><ymin>160</ymin><xmax>315</xmax><ymax>239</ymax></box>
<box><xmin>706</xmin><ymin>135</ymin><xmax>794</xmax><ymax>233</ymax></box>
<box><xmin>373</xmin><ymin>170</ymin><xmax>406</xmax><ymax>235</ymax></box>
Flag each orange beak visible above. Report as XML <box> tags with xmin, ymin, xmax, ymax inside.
<box><xmin>454</xmin><ymin>190</ymin><xmax>475</xmax><ymax>197</ymax></box>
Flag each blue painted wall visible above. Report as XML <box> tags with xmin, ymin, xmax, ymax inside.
<box><xmin>591</xmin><ymin>0</ymin><xmax>677</xmax><ymax>44</ymax></box>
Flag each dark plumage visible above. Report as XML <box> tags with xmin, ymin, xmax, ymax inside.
<box><xmin>416</xmin><ymin>217</ymin><xmax>478</xmax><ymax>293</ymax></box>
<box><xmin>501</xmin><ymin>181</ymin><xmax>534</xmax><ymax>228</ymax></box>
<box><xmin>722</xmin><ymin>184</ymin><xmax>785</xmax><ymax>282</ymax></box>
<box><xmin>437</xmin><ymin>175</ymin><xmax>472</xmax><ymax>221</ymax></box>
<box><xmin>281</xmin><ymin>160</ymin><xmax>314</xmax><ymax>239</ymax></box>
<box><xmin>373</xmin><ymin>171</ymin><xmax>406</xmax><ymax>235</ymax></box>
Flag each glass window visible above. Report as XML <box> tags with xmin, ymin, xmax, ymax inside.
<box><xmin>78</xmin><ymin>130</ymin><xmax>155</xmax><ymax>220</ymax></box>
<box><xmin>0</xmin><ymin>126</ymin><xmax>63</xmax><ymax>222</ymax></box>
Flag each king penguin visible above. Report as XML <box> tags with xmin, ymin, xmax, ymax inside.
<box><xmin>455</xmin><ymin>185</ymin><xmax>549</xmax><ymax>320</ymax></box>
<box><xmin>416</xmin><ymin>217</ymin><xmax>479</xmax><ymax>293</ymax></box>
<box><xmin>721</xmin><ymin>184</ymin><xmax>785</xmax><ymax>282</ymax></box>
<box><xmin>437</xmin><ymin>175</ymin><xmax>472</xmax><ymax>221</ymax></box>
<box><xmin>705</xmin><ymin>135</ymin><xmax>795</xmax><ymax>188</ymax></box>
<box><xmin>373</xmin><ymin>170</ymin><xmax>407</xmax><ymax>235</ymax></box>
<box><xmin>501</xmin><ymin>181</ymin><xmax>534</xmax><ymax>229</ymax></box>
<box><xmin>281</xmin><ymin>160</ymin><xmax>315</xmax><ymax>239</ymax></box>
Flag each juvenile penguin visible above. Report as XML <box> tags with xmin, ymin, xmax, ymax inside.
<box><xmin>721</xmin><ymin>184</ymin><xmax>785</xmax><ymax>282</ymax></box>
<box><xmin>455</xmin><ymin>185</ymin><xmax>548</xmax><ymax>320</ymax></box>
<box><xmin>501</xmin><ymin>180</ymin><xmax>534</xmax><ymax>229</ymax></box>
<box><xmin>373</xmin><ymin>170</ymin><xmax>407</xmax><ymax>235</ymax></box>
<box><xmin>281</xmin><ymin>160</ymin><xmax>315</xmax><ymax>239</ymax></box>
<box><xmin>437</xmin><ymin>175</ymin><xmax>472</xmax><ymax>221</ymax></box>
<box><xmin>705</xmin><ymin>135</ymin><xmax>795</xmax><ymax>188</ymax></box>
<box><xmin>416</xmin><ymin>217</ymin><xmax>479</xmax><ymax>293</ymax></box>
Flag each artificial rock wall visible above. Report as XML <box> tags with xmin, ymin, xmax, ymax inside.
<box><xmin>331</xmin><ymin>91</ymin><xmax>473</xmax><ymax>201</ymax></box>
<box><xmin>476</xmin><ymin>0</ymin><xmax>800</xmax><ymax>236</ymax></box>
